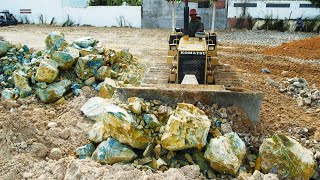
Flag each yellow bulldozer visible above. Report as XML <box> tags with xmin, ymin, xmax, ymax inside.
<box><xmin>117</xmin><ymin>0</ymin><xmax>264</xmax><ymax>122</ymax></box>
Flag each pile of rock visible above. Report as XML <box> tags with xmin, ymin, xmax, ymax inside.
<box><xmin>278</xmin><ymin>77</ymin><xmax>320</xmax><ymax>108</ymax></box>
<box><xmin>0</xmin><ymin>32</ymin><xmax>144</xmax><ymax>104</ymax></box>
<box><xmin>78</xmin><ymin>97</ymin><xmax>317</xmax><ymax>179</ymax></box>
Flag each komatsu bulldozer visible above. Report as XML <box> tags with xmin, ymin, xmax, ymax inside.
<box><xmin>117</xmin><ymin>0</ymin><xmax>264</xmax><ymax>122</ymax></box>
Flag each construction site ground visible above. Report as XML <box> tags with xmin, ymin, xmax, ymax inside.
<box><xmin>0</xmin><ymin>25</ymin><xmax>319</xmax><ymax>179</ymax></box>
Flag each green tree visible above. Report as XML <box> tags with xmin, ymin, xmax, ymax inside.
<box><xmin>309</xmin><ymin>0</ymin><xmax>320</xmax><ymax>8</ymax></box>
<box><xmin>89</xmin><ymin>0</ymin><xmax>142</xmax><ymax>6</ymax></box>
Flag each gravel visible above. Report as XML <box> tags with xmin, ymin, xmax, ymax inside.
<box><xmin>218</xmin><ymin>30</ymin><xmax>317</xmax><ymax>46</ymax></box>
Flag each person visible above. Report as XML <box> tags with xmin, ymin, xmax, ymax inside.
<box><xmin>188</xmin><ymin>9</ymin><xmax>203</xmax><ymax>37</ymax></box>
<box><xmin>295</xmin><ymin>18</ymin><xmax>303</xmax><ymax>32</ymax></box>
<box><xmin>196</xmin><ymin>15</ymin><xmax>204</xmax><ymax>32</ymax></box>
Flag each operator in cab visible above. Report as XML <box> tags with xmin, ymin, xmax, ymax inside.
<box><xmin>188</xmin><ymin>9</ymin><xmax>203</xmax><ymax>37</ymax></box>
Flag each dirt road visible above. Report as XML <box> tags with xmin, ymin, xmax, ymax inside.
<box><xmin>0</xmin><ymin>25</ymin><xmax>319</xmax><ymax>179</ymax></box>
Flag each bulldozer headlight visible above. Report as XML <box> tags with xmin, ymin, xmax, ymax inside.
<box><xmin>170</xmin><ymin>45</ymin><xmax>177</xmax><ymax>51</ymax></box>
<box><xmin>208</xmin><ymin>45</ymin><xmax>215</xmax><ymax>51</ymax></box>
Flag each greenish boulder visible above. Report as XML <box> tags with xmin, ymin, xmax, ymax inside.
<box><xmin>36</xmin><ymin>80</ymin><xmax>71</xmax><ymax>103</ymax></box>
<box><xmin>75</xmin><ymin>55</ymin><xmax>105</xmax><ymax>80</ymax></box>
<box><xmin>87</xmin><ymin>122</ymin><xmax>109</xmax><ymax>143</ymax></box>
<box><xmin>35</xmin><ymin>59</ymin><xmax>59</xmax><ymax>83</ymax></box>
<box><xmin>92</xmin><ymin>137</ymin><xmax>137</xmax><ymax>165</ymax></box>
<box><xmin>98</xmin><ymin>78</ymin><xmax>117</xmax><ymax>99</ymax></box>
<box><xmin>45</xmin><ymin>31</ymin><xmax>68</xmax><ymax>52</ymax></box>
<box><xmin>204</xmin><ymin>132</ymin><xmax>246</xmax><ymax>175</ymax></box>
<box><xmin>161</xmin><ymin>103</ymin><xmax>211</xmax><ymax>151</ymax></box>
<box><xmin>0</xmin><ymin>41</ymin><xmax>10</xmax><ymax>57</ymax></box>
<box><xmin>94</xmin><ymin>66</ymin><xmax>113</xmax><ymax>81</ymax></box>
<box><xmin>143</xmin><ymin>114</ymin><xmax>160</xmax><ymax>128</ymax></box>
<box><xmin>259</xmin><ymin>134</ymin><xmax>316</xmax><ymax>180</ymax></box>
<box><xmin>52</xmin><ymin>47</ymin><xmax>79</xmax><ymax>70</ymax></box>
<box><xmin>128</xmin><ymin>97</ymin><xmax>145</xmax><ymax>115</ymax></box>
<box><xmin>73</xmin><ymin>37</ymin><xmax>98</xmax><ymax>49</ymax></box>
<box><xmin>76</xmin><ymin>143</ymin><xmax>95</xmax><ymax>159</ymax></box>
<box><xmin>81</xmin><ymin>97</ymin><xmax>153</xmax><ymax>149</ymax></box>
<box><xmin>13</xmin><ymin>70</ymin><xmax>32</xmax><ymax>98</ymax></box>
<box><xmin>1</xmin><ymin>89</ymin><xmax>14</xmax><ymax>100</ymax></box>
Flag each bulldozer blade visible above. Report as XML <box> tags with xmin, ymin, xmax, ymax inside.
<box><xmin>117</xmin><ymin>85</ymin><xmax>264</xmax><ymax>122</ymax></box>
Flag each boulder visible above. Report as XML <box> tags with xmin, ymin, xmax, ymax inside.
<box><xmin>1</xmin><ymin>89</ymin><xmax>14</xmax><ymax>100</ymax></box>
<box><xmin>143</xmin><ymin>114</ymin><xmax>160</xmax><ymax>128</ymax></box>
<box><xmin>45</xmin><ymin>31</ymin><xmax>68</xmax><ymax>52</ymax></box>
<box><xmin>13</xmin><ymin>70</ymin><xmax>32</xmax><ymax>98</ymax></box>
<box><xmin>73</xmin><ymin>37</ymin><xmax>98</xmax><ymax>49</ymax></box>
<box><xmin>52</xmin><ymin>47</ymin><xmax>79</xmax><ymax>70</ymax></box>
<box><xmin>99</xmin><ymin>78</ymin><xmax>117</xmax><ymax>99</ymax></box>
<box><xmin>75</xmin><ymin>55</ymin><xmax>105</xmax><ymax>80</ymax></box>
<box><xmin>76</xmin><ymin>143</ymin><xmax>95</xmax><ymax>159</ymax></box>
<box><xmin>36</xmin><ymin>80</ymin><xmax>71</xmax><ymax>103</ymax></box>
<box><xmin>81</xmin><ymin>97</ymin><xmax>153</xmax><ymax>149</ymax></box>
<box><xmin>128</xmin><ymin>97</ymin><xmax>146</xmax><ymax>115</ymax></box>
<box><xmin>92</xmin><ymin>137</ymin><xmax>137</xmax><ymax>165</ymax></box>
<box><xmin>0</xmin><ymin>41</ymin><xmax>10</xmax><ymax>56</ymax></box>
<box><xmin>161</xmin><ymin>103</ymin><xmax>211</xmax><ymax>151</ymax></box>
<box><xmin>204</xmin><ymin>132</ymin><xmax>246</xmax><ymax>175</ymax></box>
<box><xmin>259</xmin><ymin>134</ymin><xmax>316</xmax><ymax>180</ymax></box>
<box><xmin>87</xmin><ymin>122</ymin><xmax>109</xmax><ymax>143</ymax></box>
<box><xmin>35</xmin><ymin>59</ymin><xmax>59</xmax><ymax>83</ymax></box>
<box><xmin>94</xmin><ymin>66</ymin><xmax>113</xmax><ymax>81</ymax></box>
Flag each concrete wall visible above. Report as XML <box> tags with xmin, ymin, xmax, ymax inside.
<box><xmin>142</xmin><ymin>0</ymin><xmax>215</xmax><ymax>29</ymax></box>
<box><xmin>228</xmin><ymin>0</ymin><xmax>320</xmax><ymax>19</ymax></box>
<box><xmin>0</xmin><ymin>0</ymin><xmax>142</xmax><ymax>27</ymax></box>
<box><xmin>0</xmin><ymin>0</ymin><xmax>64</xmax><ymax>23</ymax></box>
<box><xmin>65</xmin><ymin>6</ymin><xmax>141</xmax><ymax>27</ymax></box>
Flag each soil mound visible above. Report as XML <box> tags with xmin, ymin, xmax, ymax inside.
<box><xmin>263</xmin><ymin>36</ymin><xmax>320</xmax><ymax>60</ymax></box>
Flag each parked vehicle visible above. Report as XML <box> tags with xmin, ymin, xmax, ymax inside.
<box><xmin>0</xmin><ymin>11</ymin><xmax>18</xmax><ymax>27</ymax></box>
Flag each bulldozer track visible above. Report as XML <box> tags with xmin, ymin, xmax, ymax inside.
<box><xmin>141</xmin><ymin>63</ymin><xmax>243</xmax><ymax>90</ymax></box>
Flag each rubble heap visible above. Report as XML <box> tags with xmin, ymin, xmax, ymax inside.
<box><xmin>278</xmin><ymin>77</ymin><xmax>320</xmax><ymax>108</ymax></box>
<box><xmin>79</xmin><ymin>97</ymin><xmax>317</xmax><ymax>179</ymax></box>
<box><xmin>0</xmin><ymin>32</ymin><xmax>145</xmax><ymax>104</ymax></box>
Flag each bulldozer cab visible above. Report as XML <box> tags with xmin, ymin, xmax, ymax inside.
<box><xmin>167</xmin><ymin>0</ymin><xmax>222</xmax><ymax>86</ymax></box>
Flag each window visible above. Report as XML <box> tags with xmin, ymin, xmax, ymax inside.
<box><xmin>266</xmin><ymin>3</ymin><xmax>290</xmax><ymax>8</ymax></box>
<box><xmin>299</xmin><ymin>4</ymin><xmax>318</xmax><ymax>8</ymax></box>
<box><xmin>234</xmin><ymin>3</ymin><xmax>257</xmax><ymax>7</ymax></box>
<box><xmin>198</xmin><ymin>1</ymin><xmax>210</xmax><ymax>8</ymax></box>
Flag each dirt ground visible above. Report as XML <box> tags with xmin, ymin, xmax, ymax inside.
<box><xmin>0</xmin><ymin>25</ymin><xmax>319</xmax><ymax>179</ymax></box>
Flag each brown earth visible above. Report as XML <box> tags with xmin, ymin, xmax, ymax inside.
<box><xmin>263</xmin><ymin>36</ymin><xmax>320</xmax><ymax>60</ymax></box>
<box><xmin>0</xmin><ymin>25</ymin><xmax>319</xmax><ymax>179</ymax></box>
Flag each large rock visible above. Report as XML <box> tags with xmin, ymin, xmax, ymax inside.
<box><xmin>87</xmin><ymin>122</ymin><xmax>109</xmax><ymax>143</ymax></box>
<box><xmin>204</xmin><ymin>132</ymin><xmax>246</xmax><ymax>175</ymax></box>
<box><xmin>0</xmin><ymin>41</ymin><xmax>10</xmax><ymax>56</ymax></box>
<box><xmin>76</xmin><ymin>143</ymin><xmax>95</xmax><ymax>159</ymax></box>
<box><xmin>13</xmin><ymin>70</ymin><xmax>32</xmax><ymax>98</ymax></box>
<box><xmin>73</xmin><ymin>37</ymin><xmax>98</xmax><ymax>49</ymax></box>
<box><xmin>94</xmin><ymin>66</ymin><xmax>113</xmax><ymax>81</ymax></box>
<box><xmin>92</xmin><ymin>137</ymin><xmax>137</xmax><ymax>165</ymax></box>
<box><xmin>45</xmin><ymin>31</ymin><xmax>68</xmax><ymax>52</ymax></box>
<box><xmin>161</xmin><ymin>103</ymin><xmax>211</xmax><ymax>151</ymax></box>
<box><xmin>75</xmin><ymin>55</ymin><xmax>105</xmax><ymax>80</ymax></box>
<box><xmin>99</xmin><ymin>78</ymin><xmax>117</xmax><ymax>99</ymax></box>
<box><xmin>35</xmin><ymin>59</ymin><xmax>59</xmax><ymax>83</ymax></box>
<box><xmin>81</xmin><ymin>97</ymin><xmax>153</xmax><ymax>149</ymax></box>
<box><xmin>52</xmin><ymin>47</ymin><xmax>79</xmax><ymax>70</ymax></box>
<box><xmin>259</xmin><ymin>134</ymin><xmax>316</xmax><ymax>180</ymax></box>
<box><xmin>36</xmin><ymin>80</ymin><xmax>71</xmax><ymax>103</ymax></box>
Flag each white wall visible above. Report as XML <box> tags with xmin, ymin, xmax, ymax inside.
<box><xmin>64</xmin><ymin>6</ymin><xmax>141</xmax><ymax>27</ymax></box>
<box><xmin>0</xmin><ymin>0</ymin><xmax>142</xmax><ymax>27</ymax></box>
<box><xmin>228</xmin><ymin>0</ymin><xmax>320</xmax><ymax>19</ymax></box>
<box><xmin>0</xmin><ymin>0</ymin><xmax>64</xmax><ymax>23</ymax></box>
